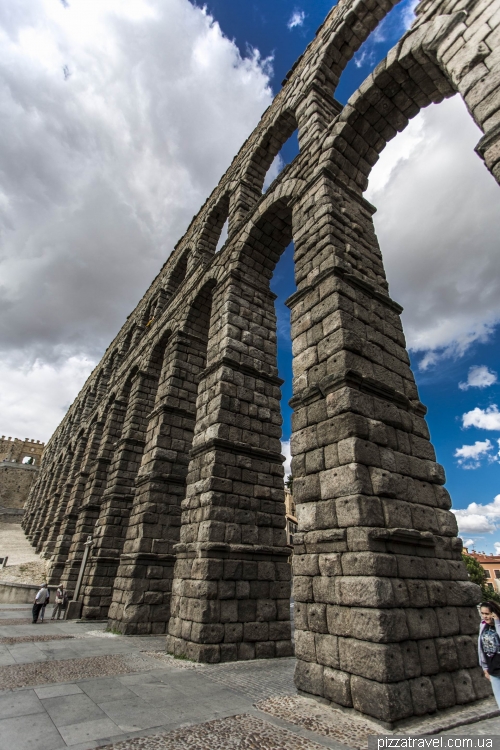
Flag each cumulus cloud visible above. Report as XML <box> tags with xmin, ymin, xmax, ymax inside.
<box><xmin>367</xmin><ymin>96</ymin><xmax>500</xmax><ymax>368</ymax></box>
<box><xmin>454</xmin><ymin>439</ymin><xmax>494</xmax><ymax>469</ymax></box>
<box><xmin>459</xmin><ymin>365</ymin><xmax>498</xmax><ymax>391</ymax></box>
<box><xmin>452</xmin><ymin>496</ymin><xmax>500</xmax><ymax>535</ymax></box>
<box><xmin>0</xmin><ymin>0</ymin><xmax>273</xmax><ymax>437</ymax></box>
<box><xmin>287</xmin><ymin>11</ymin><xmax>305</xmax><ymax>29</ymax></box>
<box><xmin>462</xmin><ymin>405</ymin><xmax>500</xmax><ymax>431</ymax></box>
<box><xmin>464</xmin><ymin>538</ymin><xmax>475</xmax><ymax>549</ymax></box>
<box><xmin>281</xmin><ymin>439</ymin><xmax>292</xmax><ymax>478</ymax></box>
<box><xmin>0</xmin><ymin>354</ymin><xmax>92</xmax><ymax>441</ymax></box>
<box><xmin>495</xmin><ymin>542</ymin><xmax>500</xmax><ymax>554</ymax></box>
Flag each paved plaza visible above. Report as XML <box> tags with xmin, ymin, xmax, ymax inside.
<box><xmin>1</xmin><ymin>603</ymin><xmax>500</xmax><ymax>750</ymax></box>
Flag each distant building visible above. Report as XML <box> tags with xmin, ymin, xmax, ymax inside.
<box><xmin>463</xmin><ymin>548</ymin><xmax>500</xmax><ymax>595</ymax></box>
<box><xmin>284</xmin><ymin>488</ymin><xmax>297</xmax><ymax>546</ymax></box>
<box><xmin>0</xmin><ymin>436</ymin><xmax>45</xmax><ymax>522</ymax></box>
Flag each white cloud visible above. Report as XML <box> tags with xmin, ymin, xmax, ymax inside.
<box><xmin>354</xmin><ymin>49</ymin><xmax>375</xmax><ymax>69</ymax></box>
<box><xmin>453</xmin><ymin>496</ymin><xmax>500</xmax><ymax>535</ymax></box>
<box><xmin>495</xmin><ymin>542</ymin><xmax>500</xmax><ymax>555</ymax></box>
<box><xmin>0</xmin><ymin>0</ymin><xmax>273</xmax><ymax>438</ymax></box>
<box><xmin>401</xmin><ymin>0</ymin><xmax>419</xmax><ymax>30</ymax></box>
<box><xmin>367</xmin><ymin>96</ymin><xmax>500</xmax><ymax>368</ymax></box>
<box><xmin>287</xmin><ymin>10</ymin><xmax>305</xmax><ymax>29</ymax></box>
<box><xmin>464</xmin><ymin>538</ymin><xmax>475</xmax><ymax>549</ymax></box>
<box><xmin>454</xmin><ymin>439</ymin><xmax>494</xmax><ymax>469</ymax></box>
<box><xmin>0</xmin><ymin>355</ymin><xmax>94</xmax><ymax>441</ymax></box>
<box><xmin>281</xmin><ymin>439</ymin><xmax>292</xmax><ymax>478</ymax></box>
<box><xmin>462</xmin><ymin>405</ymin><xmax>500</xmax><ymax>431</ymax></box>
<box><xmin>459</xmin><ymin>365</ymin><xmax>498</xmax><ymax>391</ymax></box>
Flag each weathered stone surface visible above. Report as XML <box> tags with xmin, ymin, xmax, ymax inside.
<box><xmin>24</xmin><ymin>0</ymin><xmax>500</xmax><ymax>726</ymax></box>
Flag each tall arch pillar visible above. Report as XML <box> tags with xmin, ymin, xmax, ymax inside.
<box><xmin>167</xmin><ymin>270</ymin><xmax>293</xmax><ymax>663</ymax></box>
<box><xmin>289</xmin><ymin>170</ymin><xmax>486</xmax><ymax>724</ymax></box>
<box><xmin>48</xmin><ymin>418</ymin><xmax>105</xmax><ymax>586</ymax></box>
<box><xmin>42</xmin><ymin>434</ymin><xmax>88</xmax><ymax>559</ymax></box>
<box><xmin>81</xmin><ymin>366</ymin><xmax>164</xmax><ymax>619</ymax></box>
<box><xmin>108</xmin><ymin>331</ymin><xmax>206</xmax><ymax>635</ymax></box>
<box><xmin>60</xmin><ymin>397</ymin><xmax>129</xmax><ymax>593</ymax></box>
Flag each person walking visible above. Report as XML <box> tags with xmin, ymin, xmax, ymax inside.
<box><xmin>479</xmin><ymin>601</ymin><xmax>500</xmax><ymax>706</ymax></box>
<box><xmin>51</xmin><ymin>584</ymin><xmax>68</xmax><ymax>621</ymax></box>
<box><xmin>32</xmin><ymin>583</ymin><xmax>48</xmax><ymax>624</ymax></box>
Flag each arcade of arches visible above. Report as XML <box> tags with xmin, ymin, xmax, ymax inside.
<box><xmin>24</xmin><ymin>0</ymin><xmax>500</xmax><ymax>725</ymax></box>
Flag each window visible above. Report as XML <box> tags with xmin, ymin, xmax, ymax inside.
<box><xmin>484</xmin><ymin>569</ymin><xmax>491</xmax><ymax>578</ymax></box>
<box><xmin>22</xmin><ymin>456</ymin><xmax>35</xmax><ymax>465</ymax></box>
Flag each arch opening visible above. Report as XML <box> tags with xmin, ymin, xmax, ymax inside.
<box><xmin>165</xmin><ymin>248</ymin><xmax>189</xmax><ymax>297</ymax></box>
<box><xmin>334</xmin><ymin>0</ymin><xmax>416</xmax><ymax>104</ymax></box>
<box><xmin>250</xmin><ymin>111</ymin><xmax>299</xmax><ymax>195</ymax></box>
<box><xmin>197</xmin><ymin>194</ymin><xmax>230</xmax><ymax>260</ymax></box>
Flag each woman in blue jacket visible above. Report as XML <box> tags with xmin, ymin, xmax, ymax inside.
<box><xmin>479</xmin><ymin>601</ymin><xmax>500</xmax><ymax>706</ymax></box>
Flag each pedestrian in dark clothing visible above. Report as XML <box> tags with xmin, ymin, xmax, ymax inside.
<box><xmin>32</xmin><ymin>583</ymin><xmax>48</xmax><ymax>624</ymax></box>
<box><xmin>479</xmin><ymin>601</ymin><xmax>500</xmax><ymax>706</ymax></box>
<box><xmin>40</xmin><ymin>586</ymin><xmax>50</xmax><ymax>623</ymax></box>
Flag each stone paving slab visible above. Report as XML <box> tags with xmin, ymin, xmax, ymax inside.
<box><xmin>0</xmin><ymin>634</ymin><xmax>75</xmax><ymax>644</ymax></box>
<box><xmin>0</xmin><ymin>712</ymin><xmax>66</xmax><ymax>750</ymax></box>
<box><xmin>0</xmin><ymin>606</ymin><xmax>32</xmax><ymax>611</ymax></box>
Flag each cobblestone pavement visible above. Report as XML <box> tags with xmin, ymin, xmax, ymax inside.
<box><xmin>99</xmin><ymin>714</ymin><xmax>327</xmax><ymax>750</ymax></box>
<box><xmin>256</xmin><ymin>696</ymin><xmax>383</xmax><ymax>749</ymax></box>
<box><xmin>0</xmin><ymin>652</ymin><xmax>166</xmax><ymax>689</ymax></box>
<box><xmin>1</xmin><ymin>604</ymin><xmax>500</xmax><ymax>750</ymax></box>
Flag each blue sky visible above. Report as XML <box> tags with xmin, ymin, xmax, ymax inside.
<box><xmin>198</xmin><ymin>0</ymin><xmax>500</xmax><ymax>553</ymax></box>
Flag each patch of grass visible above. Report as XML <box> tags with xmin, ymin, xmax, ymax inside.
<box><xmin>172</xmin><ymin>652</ymin><xmax>193</xmax><ymax>662</ymax></box>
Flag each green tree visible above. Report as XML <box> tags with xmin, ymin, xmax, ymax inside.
<box><xmin>462</xmin><ymin>554</ymin><xmax>500</xmax><ymax>603</ymax></box>
<box><xmin>285</xmin><ymin>475</ymin><xmax>293</xmax><ymax>493</ymax></box>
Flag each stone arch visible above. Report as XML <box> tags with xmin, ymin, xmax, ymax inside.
<box><xmin>141</xmin><ymin>329</ymin><xmax>172</xmax><ymax>378</ymax></box>
<box><xmin>313</xmin><ymin>0</ymin><xmax>402</xmax><ymax>95</ymax></box>
<box><xmin>81</xmin><ymin>390</ymin><xmax>96</xmax><ymax>421</ymax></box>
<box><xmin>230</xmin><ymin>111</ymin><xmax>299</xmax><ymax>227</ymax></box>
<box><xmin>120</xmin><ymin>326</ymin><xmax>135</xmax><ymax>357</ymax></box>
<box><xmin>195</xmin><ymin>194</ymin><xmax>230</xmax><ymax>264</ymax></box>
<box><xmin>142</xmin><ymin>296</ymin><xmax>157</xmax><ymax>328</ymax></box>
<box><xmin>319</xmin><ymin>12</ymin><xmax>500</xmax><ymax>193</ymax></box>
<box><xmin>235</xmin><ymin>178</ymin><xmax>305</xmax><ymax>283</ymax></box>
<box><xmin>246</xmin><ymin>109</ymin><xmax>298</xmax><ymax>193</ymax></box>
<box><xmin>162</xmin><ymin>247</ymin><xmax>190</xmax><ymax>306</ymax></box>
<box><xmin>181</xmin><ymin>279</ymin><xmax>217</xmax><ymax>341</ymax></box>
<box><xmin>94</xmin><ymin>368</ymin><xmax>109</xmax><ymax>402</ymax></box>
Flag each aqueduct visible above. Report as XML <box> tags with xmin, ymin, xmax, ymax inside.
<box><xmin>24</xmin><ymin>0</ymin><xmax>500</xmax><ymax>724</ymax></box>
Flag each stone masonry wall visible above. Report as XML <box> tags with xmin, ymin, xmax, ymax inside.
<box><xmin>0</xmin><ymin>464</ymin><xmax>39</xmax><ymax>510</ymax></box>
<box><xmin>0</xmin><ymin>437</ymin><xmax>44</xmax><ymax>466</ymax></box>
<box><xmin>24</xmin><ymin>0</ymin><xmax>500</xmax><ymax>724</ymax></box>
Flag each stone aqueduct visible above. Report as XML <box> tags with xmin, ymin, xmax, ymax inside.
<box><xmin>24</xmin><ymin>0</ymin><xmax>500</xmax><ymax>724</ymax></box>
